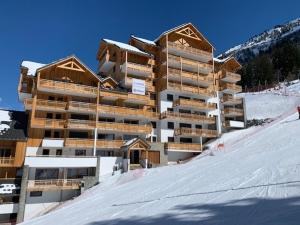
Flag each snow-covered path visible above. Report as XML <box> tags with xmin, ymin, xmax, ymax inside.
<box><xmin>23</xmin><ymin>110</ymin><xmax>300</xmax><ymax>225</ymax></box>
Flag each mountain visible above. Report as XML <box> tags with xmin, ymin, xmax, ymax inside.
<box><xmin>218</xmin><ymin>18</ymin><xmax>300</xmax><ymax>63</ymax></box>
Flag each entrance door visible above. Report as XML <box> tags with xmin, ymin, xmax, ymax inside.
<box><xmin>130</xmin><ymin>150</ymin><xmax>140</xmax><ymax>164</ymax></box>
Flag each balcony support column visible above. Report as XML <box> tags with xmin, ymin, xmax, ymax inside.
<box><xmin>93</xmin><ymin>81</ymin><xmax>100</xmax><ymax>156</ymax></box>
<box><xmin>166</xmin><ymin>34</ymin><xmax>169</xmax><ymax>89</ymax></box>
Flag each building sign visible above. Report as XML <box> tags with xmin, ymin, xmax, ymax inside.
<box><xmin>132</xmin><ymin>78</ymin><xmax>145</xmax><ymax>95</ymax></box>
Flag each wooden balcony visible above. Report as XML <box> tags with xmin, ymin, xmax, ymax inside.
<box><xmin>31</xmin><ymin>118</ymin><xmax>65</xmax><ymax>129</ymax></box>
<box><xmin>167</xmin><ymin>81</ymin><xmax>215</xmax><ymax>98</ymax></box>
<box><xmin>167</xmin><ymin>68</ymin><xmax>213</xmax><ymax>87</ymax></box>
<box><xmin>166</xmin><ymin>54</ymin><xmax>213</xmax><ymax>74</ymax></box>
<box><xmin>165</xmin><ymin>142</ymin><xmax>202</xmax><ymax>152</ymax></box>
<box><xmin>99</xmin><ymin>89</ymin><xmax>150</xmax><ymax>105</ymax></box>
<box><xmin>97</xmin><ymin>122</ymin><xmax>152</xmax><ymax>135</ymax></box>
<box><xmin>67</xmin><ymin>119</ymin><xmax>96</xmax><ymax>130</ymax></box>
<box><xmin>223</xmin><ymin>108</ymin><xmax>244</xmax><ymax>117</ymax></box>
<box><xmin>65</xmin><ymin>138</ymin><xmax>124</xmax><ymax>149</ymax></box>
<box><xmin>68</xmin><ymin>101</ymin><xmax>97</xmax><ymax>114</ymax></box>
<box><xmin>161</xmin><ymin>111</ymin><xmax>215</xmax><ymax>124</ymax></box>
<box><xmin>222</xmin><ymin>95</ymin><xmax>243</xmax><ymax>105</ymax></box>
<box><xmin>174</xmin><ymin>127</ymin><xmax>218</xmax><ymax>138</ymax></box>
<box><xmin>24</xmin><ymin>99</ymin><xmax>67</xmax><ymax>112</ymax></box>
<box><xmin>221</xmin><ymin>83</ymin><xmax>242</xmax><ymax>94</ymax></box>
<box><xmin>98</xmin><ymin>104</ymin><xmax>159</xmax><ymax>120</ymax></box>
<box><xmin>27</xmin><ymin>179</ymin><xmax>81</xmax><ymax>191</ymax></box>
<box><xmin>0</xmin><ymin>157</ymin><xmax>15</xmax><ymax>167</ymax></box>
<box><xmin>122</xmin><ymin>77</ymin><xmax>155</xmax><ymax>92</ymax></box>
<box><xmin>163</xmin><ymin>41</ymin><xmax>212</xmax><ymax>62</ymax></box>
<box><xmin>38</xmin><ymin>79</ymin><xmax>98</xmax><ymax>98</ymax></box>
<box><xmin>220</xmin><ymin>70</ymin><xmax>241</xmax><ymax>83</ymax></box>
<box><xmin>173</xmin><ymin>98</ymin><xmax>216</xmax><ymax>111</ymax></box>
<box><xmin>121</xmin><ymin>62</ymin><xmax>152</xmax><ymax>78</ymax></box>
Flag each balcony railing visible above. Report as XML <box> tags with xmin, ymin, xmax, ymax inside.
<box><xmin>65</xmin><ymin>138</ymin><xmax>124</xmax><ymax>149</ymax></box>
<box><xmin>24</xmin><ymin>99</ymin><xmax>67</xmax><ymax>111</ymax></box>
<box><xmin>174</xmin><ymin>127</ymin><xmax>218</xmax><ymax>138</ymax></box>
<box><xmin>222</xmin><ymin>95</ymin><xmax>243</xmax><ymax>105</ymax></box>
<box><xmin>161</xmin><ymin>111</ymin><xmax>215</xmax><ymax>124</ymax></box>
<box><xmin>27</xmin><ymin>179</ymin><xmax>81</xmax><ymax>191</ymax></box>
<box><xmin>100</xmin><ymin>89</ymin><xmax>150</xmax><ymax>104</ymax></box>
<box><xmin>165</xmin><ymin>142</ymin><xmax>203</xmax><ymax>152</ymax></box>
<box><xmin>173</xmin><ymin>98</ymin><xmax>216</xmax><ymax>111</ymax></box>
<box><xmin>167</xmin><ymin>81</ymin><xmax>215</xmax><ymax>98</ymax></box>
<box><xmin>220</xmin><ymin>70</ymin><xmax>241</xmax><ymax>83</ymax></box>
<box><xmin>38</xmin><ymin>79</ymin><xmax>98</xmax><ymax>97</ymax></box>
<box><xmin>122</xmin><ymin>62</ymin><xmax>152</xmax><ymax>78</ymax></box>
<box><xmin>98</xmin><ymin>104</ymin><xmax>159</xmax><ymax>119</ymax></box>
<box><xmin>0</xmin><ymin>157</ymin><xmax>15</xmax><ymax>167</ymax></box>
<box><xmin>97</xmin><ymin>122</ymin><xmax>152</xmax><ymax>134</ymax></box>
<box><xmin>166</xmin><ymin>41</ymin><xmax>212</xmax><ymax>59</ymax></box>
<box><xmin>31</xmin><ymin>118</ymin><xmax>65</xmax><ymax>129</ymax></box>
<box><xmin>67</xmin><ymin>119</ymin><xmax>96</xmax><ymax>130</ymax></box>
<box><xmin>223</xmin><ymin>108</ymin><xmax>244</xmax><ymax>117</ymax></box>
<box><xmin>168</xmin><ymin>68</ymin><xmax>213</xmax><ymax>85</ymax></box>
<box><xmin>221</xmin><ymin>83</ymin><xmax>242</xmax><ymax>93</ymax></box>
<box><xmin>68</xmin><ymin>101</ymin><xmax>97</xmax><ymax>114</ymax></box>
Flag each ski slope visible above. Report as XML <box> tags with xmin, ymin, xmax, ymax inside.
<box><xmin>23</xmin><ymin>85</ymin><xmax>300</xmax><ymax>225</ymax></box>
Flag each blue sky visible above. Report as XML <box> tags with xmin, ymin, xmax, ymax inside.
<box><xmin>0</xmin><ymin>0</ymin><xmax>299</xmax><ymax>110</ymax></box>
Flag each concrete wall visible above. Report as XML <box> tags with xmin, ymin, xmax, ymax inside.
<box><xmin>99</xmin><ymin>157</ymin><xmax>123</xmax><ymax>176</ymax></box>
<box><xmin>168</xmin><ymin>151</ymin><xmax>194</xmax><ymax>162</ymax></box>
<box><xmin>149</xmin><ymin>142</ymin><xmax>168</xmax><ymax>165</ymax></box>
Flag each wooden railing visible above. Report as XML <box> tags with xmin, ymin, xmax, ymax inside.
<box><xmin>221</xmin><ymin>83</ymin><xmax>242</xmax><ymax>93</ymax></box>
<box><xmin>168</xmin><ymin>68</ymin><xmax>214</xmax><ymax>84</ymax></box>
<box><xmin>97</xmin><ymin>122</ymin><xmax>152</xmax><ymax>134</ymax></box>
<box><xmin>222</xmin><ymin>95</ymin><xmax>243</xmax><ymax>104</ymax></box>
<box><xmin>25</xmin><ymin>99</ymin><xmax>67</xmax><ymax>111</ymax></box>
<box><xmin>27</xmin><ymin>179</ymin><xmax>81</xmax><ymax>191</ymax></box>
<box><xmin>165</xmin><ymin>142</ymin><xmax>202</xmax><ymax>152</ymax></box>
<box><xmin>224</xmin><ymin>108</ymin><xmax>244</xmax><ymax>116</ymax></box>
<box><xmin>67</xmin><ymin>119</ymin><xmax>96</xmax><ymax>130</ymax></box>
<box><xmin>174</xmin><ymin>127</ymin><xmax>218</xmax><ymax>138</ymax></box>
<box><xmin>65</xmin><ymin>138</ymin><xmax>124</xmax><ymax>149</ymax></box>
<box><xmin>0</xmin><ymin>157</ymin><xmax>15</xmax><ymax>166</ymax></box>
<box><xmin>68</xmin><ymin>101</ymin><xmax>97</xmax><ymax>113</ymax></box>
<box><xmin>32</xmin><ymin>118</ymin><xmax>65</xmax><ymax>129</ymax></box>
<box><xmin>161</xmin><ymin>111</ymin><xmax>215</xmax><ymax>124</ymax></box>
<box><xmin>100</xmin><ymin>89</ymin><xmax>149</xmax><ymax>103</ymax></box>
<box><xmin>168</xmin><ymin>81</ymin><xmax>215</xmax><ymax>97</ymax></box>
<box><xmin>124</xmin><ymin>62</ymin><xmax>152</xmax><ymax>77</ymax></box>
<box><xmin>168</xmin><ymin>55</ymin><xmax>213</xmax><ymax>72</ymax></box>
<box><xmin>98</xmin><ymin>104</ymin><xmax>159</xmax><ymax>119</ymax></box>
<box><xmin>173</xmin><ymin>98</ymin><xmax>216</xmax><ymax>110</ymax></box>
<box><xmin>39</xmin><ymin>79</ymin><xmax>98</xmax><ymax>97</ymax></box>
<box><xmin>221</xmin><ymin>70</ymin><xmax>241</xmax><ymax>82</ymax></box>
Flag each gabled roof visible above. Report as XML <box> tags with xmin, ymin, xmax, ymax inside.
<box><xmin>121</xmin><ymin>137</ymin><xmax>150</xmax><ymax>150</ymax></box>
<box><xmin>102</xmin><ymin>39</ymin><xmax>151</xmax><ymax>57</ymax></box>
<box><xmin>214</xmin><ymin>56</ymin><xmax>242</xmax><ymax>69</ymax></box>
<box><xmin>0</xmin><ymin>109</ymin><xmax>27</xmax><ymax>141</ymax></box>
<box><xmin>154</xmin><ymin>23</ymin><xmax>215</xmax><ymax>50</ymax></box>
<box><xmin>131</xmin><ymin>35</ymin><xmax>157</xmax><ymax>46</ymax></box>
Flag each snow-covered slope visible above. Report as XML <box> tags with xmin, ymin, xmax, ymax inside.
<box><xmin>23</xmin><ymin>90</ymin><xmax>300</xmax><ymax>224</ymax></box>
<box><xmin>218</xmin><ymin>18</ymin><xmax>300</xmax><ymax>63</ymax></box>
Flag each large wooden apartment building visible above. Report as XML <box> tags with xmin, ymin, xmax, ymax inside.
<box><xmin>0</xmin><ymin>22</ymin><xmax>246</xmax><ymax>223</ymax></box>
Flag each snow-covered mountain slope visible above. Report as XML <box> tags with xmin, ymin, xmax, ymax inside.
<box><xmin>23</xmin><ymin>92</ymin><xmax>300</xmax><ymax>225</ymax></box>
<box><xmin>218</xmin><ymin>18</ymin><xmax>300</xmax><ymax>63</ymax></box>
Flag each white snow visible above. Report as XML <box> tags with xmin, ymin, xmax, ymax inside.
<box><xmin>21</xmin><ymin>61</ymin><xmax>46</xmax><ymax>76</ymax></box>
<box><xmin>0</xmin><ymin>110</ymin><xmax>11</xmax><ymax>134</ymax></box>
<box><xmin>103</xmin><ymin>39</ymin><xmax>151</xmax><ymax>57</ymax></box>
<box><xmin>22</xmin><ymin>83</ymin><xmax>300</xmax><ymax>225</ymax></box>
<box><xmin>123</xmin><ymin>138</ymin><xmax>137</xmax><ymax>147</ymax></box>
<box><xmin>131</xmin><ymin>35</ymin><xmax>156</xmax><ymax>46</ymax></box>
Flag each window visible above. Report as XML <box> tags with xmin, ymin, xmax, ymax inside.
<box><xmin>167</xmin><ymin>108</ymin><xmax>174</xmax><ymax>112</ymax></box>
<box><xmin>55</xmin><ymin>114</ymin><xmax>62</xmax><ymax>119</ymax></box>
<box><xmin>71</xmin><ymin>114</ymin><xmax>89</xmax><ymax>120</ymax></box>
<box><xmin>44</xmin><ymin>130</ymin><xmax>51</xmax><ymax>138</ymax></box>
<box><xmin>35</xmin><ymin>169</ymin><xmax>59</xmax><ymax>180</ymax></box>
<box><xmin>0</xmin><ymin>149</ymin><xmax>11</xmax><ymax>157</ymax></box>
<box><xmin>179</xmin><ymin>123</ymin><xmax>191</xmax><ymax>128</ymax></box>
<box><xmin>56</xmin><ymin>149</ymin><xmax>62</xmax><ymax>156</ymax></box>
<box><xmin>196</xmin><ymin>125</ymin><xmax>202</xmax><ymax>129</ymax></box>
<box><xmin>167</xmin><ymin>122</ymin><xmax>174</xmax><ymax>129</ymax></box>
<box><xmin>168</xmin><ymin>137</ymin><xmax>175</xmax><ymax>142</ymax></box>
<box><xmin>152</xmin><ymin>136</ymin><xmax>157</xmax><ymax>142</ymax></box>
<box><xmin>167</xmin><ymin>94</ymin><xmax>173</xmax><ymax>101</ymax></box>
<box><xmin>48</xmin><ymin>96</ymin><xmax>55</xmax><ymax>101</ymax></box>
<box><xmin>46</xmin><ymin>113</ymin><xmax>53</xmax><ymax>119</ymax></box>
<box><xmin>180</xmin><ymin>138</ymin><xmax>192</xmax><ymax>143</ymax></box>
<box><xmin>54</xmin><ymin>131</ymin><xmax>60</xmax><ymax>138</ymax></box>
<box><xmin>69</xmin><ymin>131</ymin><xmax>88</xmax><ymax>139</ymax></box>
<box><xmin>57</xmin><ymin>97</ymin><xmax>63</xmax><ymax>101</ymax></box>
<box><xmin>30</xmin><ymin>191</ymin><xmax>42</xmax><ymax>197</ymax></box>
<box><xmin>150</xmin><ymin>93</ymin><xmax>156</xmax><ymax>100</ymax></box>
<box><xmin>42</xmin><ymin>149</ymin><xmax>49</xmax><ymax>156</ymax></box>
<box><xmin>151</xmin><ymin>121</ymin><xmax>157</xmax><ymax>129</ymax></box>
<box><xmin>75</xmin><ymin>150</ymin><xmax>86</xmax><ymax>156</ymax></box>
<box><xmin>179</xmin><ymin>96</ymin><xmax>190</xmax><ymax>100</ymax></box>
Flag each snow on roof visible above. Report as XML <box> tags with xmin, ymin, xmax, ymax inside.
<box><xmin>131</xmin><ymin>35</ymin><xmax>156</xmax><ymax>46</ymax></box>
<box><xmin>0</xmin><ymin>110</ymin><xmax>11</xmax><ymax>135</ymax></box>
<box><xmin>21</xmin><ymin>61</ymin><xmax>46</xmax><ymax>76</ymax></box>
<box><xmin>103</xmin><ymin>39</ymin><xmax>151</xmax><ymax>57</ymax></box>
<box><xmin>213</xmin><ymin>57</ymin><xmax>231</xmax><ymax>63</ymax></box>
<box><xmin>123</xmin><ymin>138</ymin><xmax>138</xmax><ymax>147</ymax></box>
